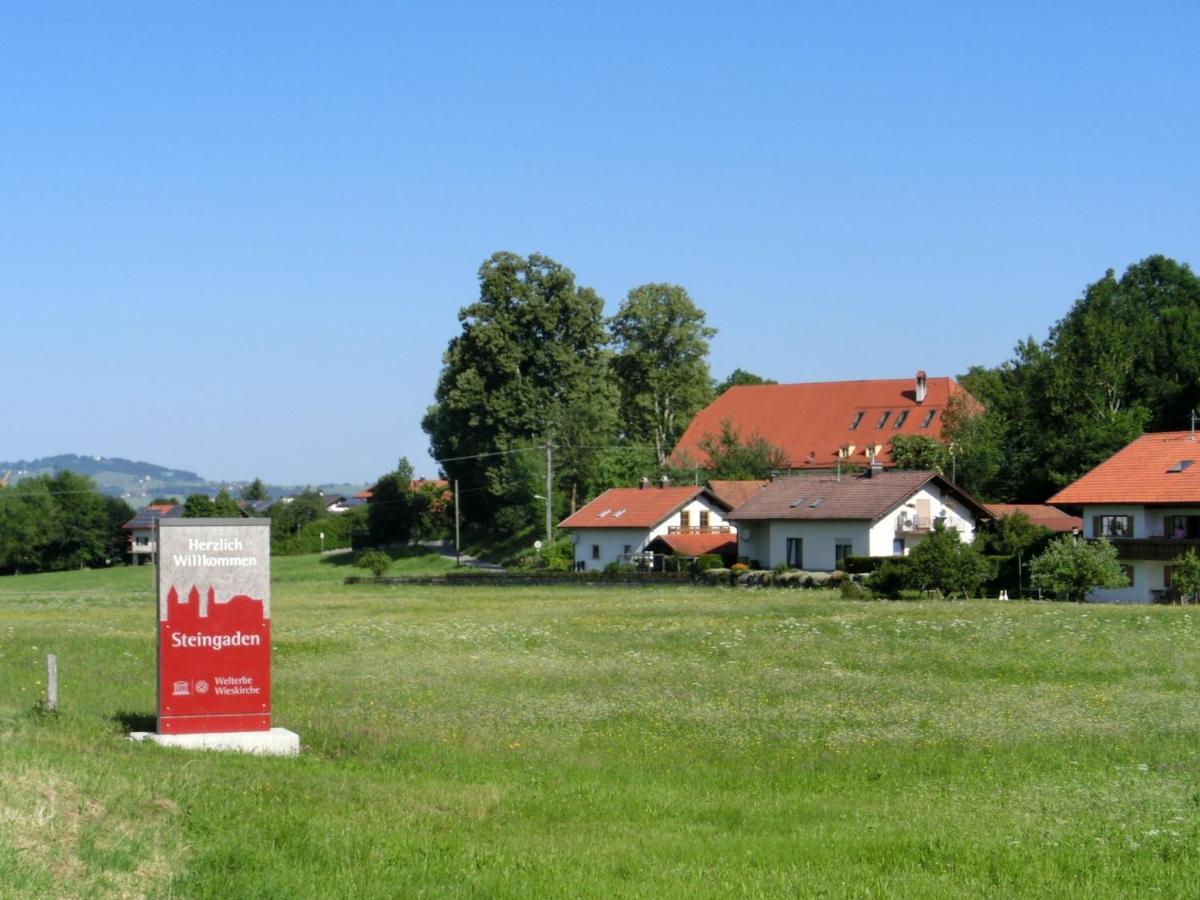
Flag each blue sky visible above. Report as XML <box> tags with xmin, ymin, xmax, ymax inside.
<box><xmin>3</xmin><ymin>2</ymin><xmax>1198</xmax><ymax>485</ymax></box>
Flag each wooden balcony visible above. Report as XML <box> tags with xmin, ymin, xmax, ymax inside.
<box><xmin>667</xmin><ymin>526</ymin><xmax>732</xmax><ymax>535</ymax></box>
<box><xmin>895</xmin><ymin>515</ymin><xmax>933</xmax><ymax>534</ymax></box>
<box><xmin>1099</xmin><ymin>537</ymin><xmax>1200</xmax><ymax>561</ymax></box>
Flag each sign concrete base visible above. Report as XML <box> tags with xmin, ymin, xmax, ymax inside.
<box><xmin>130</xmin><ymin>727</ymin><xmax>300</xmax><ymax>756</ymax></box>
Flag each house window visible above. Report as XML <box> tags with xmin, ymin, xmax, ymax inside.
<box><xmin>1164</xmin><ymin>515</ymin><xmax>1200</xmax><ymax>539</ymax></box>
<box><xmin>786</xmin><ymin>538</ymin><xmax>803</xmax><ymax>568</ymax></box>
<box><xmin>699</xmin><ymin>510</ymin><xmax>709</xmax><ymax>530</ymax></box>
<box><xmin>1093</xmin><ymin>515</ymin><xmax>1133</xmax><ymax>538</ymax></box>
<box><xmin>893</xmin><ymin>410</ymin><xmax>909</xmax><ymax>429</ymax></box>
<box><xmin>876</xmin><ymin>411</ymin><xmax>891</xmax><ymax>429</ymax></box>
<box><xmin>623</xmin><ymin>545</ymin><xmax>631</xmax><ymax>554</ymax></box>
<box><xmin>835</xmin><ymin>541</ymin><xmax>853</xmax><ymax>567</ymax></box>
<box><xmin>591</xmin><ymin>544</ymin><xmax>600</xmax><ymax>560</ymax></box>
<box><xmin>893</xmin><ymin>538</ymin><xmax>904</xmax><ymax>556</ymax></box>
<box><xmin>680</xmin><ymin>509</ymin><xmax>690</xmax><ymax>529</ymax></box>
<box><xmin>921</xmin><ymin>409</ymin><xmax>937</xmax><ymax>428</ymax></box>
<box><xmin>849</xmin><ymin>411</ymin><xmax>864</xmax><ymax>430</ymax></box>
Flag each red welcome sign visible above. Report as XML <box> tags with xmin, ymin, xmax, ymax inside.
<box><xmin>157</xmin><ymin>520</ymin><xmax>271</xmax><ymax>735</ymax></box>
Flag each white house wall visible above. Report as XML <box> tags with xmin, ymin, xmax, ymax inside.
<box><xmin>1076</xmin><ymin>502</ymin><xmax>1196</xmax><ymax>602</ymax></box>
<box><xmin>736</xmin><ymin>483</ymin><xmax>978</xmax><ymax>571</ymax></box>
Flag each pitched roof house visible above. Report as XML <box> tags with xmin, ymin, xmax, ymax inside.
<box><xmin>1048</xmin><ymin>431</ymin><xmax>1200</xmax><ymax>602</ymax></box>
<box><xmin>729</xmin><ymin>469</ymin><xmax>990</xmax><ymax>571</ymax></box>
<box><xmin>673</xmin><ymin>372</ymin><xmax>971</xmax><ymax>472</ymax></box>
<box><xmin>122</xmin><ymin>503</ymin><xmax>182</xmax><ymax>562</ymax></box>
<box><xmin>985</xmin><ymin>504</ymin><xmax>1082</xmax><ymax>534</ymax></box>
<box><xmin>558</xmin><ymin>485</ymin><xmax>733</xmax><ymax>571</ymax></box>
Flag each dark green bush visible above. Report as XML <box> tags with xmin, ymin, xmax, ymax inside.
<box><xmin>843</xmin><ymin>556</ymin><xmax>885</xmax><ymax>575</ymax></box>
<box><xmin>696</xmin><ymin>554</ymin><xmax>724</xmax><ymax>573</ymax></box>
<box><xmin>353</xmin><ymin>549</ymin><xmax>392</xmax><ymax>576</ymax></box>
<box><xmin>866</xmin><ymin>557</ymin><xmax>915</xmax><ymax>597</ymax></box>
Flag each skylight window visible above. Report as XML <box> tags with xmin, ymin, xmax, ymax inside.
<box><xmin>921</xmin><ymin>409</ymin><xmax>937</xmax><ymax>428</ymax></box>
<box><xmin>789</xmin><ymin>497</ymin><xmax>806</xmax><ymax>508</ymax></box>
<box><xmin>1167</xmin><ymin>459</ymin><xmax>1195</xmax><ymax>473</ymax></box>
<box><xmin>876</xmin><ymin>411</ymin><xmax>891</xmax><ymax>429</ymax></box>
<box><xmin>613</xmin><ymin>509</ymin><xmax>626</xmax><ymax>518</ymax></box>
<box><xmin>849</xmin><ymin>411</ymin><xmax>864</xmax><ymax>430</ymax></box>
<box><xmin>893</xmin><ymin>410</ymin><xmax>909</xmax><ymax>429</ymax></box>
<box><xmin>597</xmin><ymin>509</ymin><xmax>611</xmax><ymax>518</ymax></box>
<box><xmin>809</xmin><ymin>497</ymin><xmax>824</xmax><ymax>508</ymax></box>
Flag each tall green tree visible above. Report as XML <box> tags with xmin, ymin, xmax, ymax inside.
<box><xmin>367</xmin><ymin>458</ymin><xmax>424</xmax><ymax>545</ymax></box>
<box><xmin>183</xmin><ymin>494</ymin><xmax>216</xmax><ymax>518</ymax></box>
<box><xmin>713</xmin><ymin>368</ymin><xmax>776</xmax><ymax>395</ymax></box>
<box><xmin>0</xmin><ymin>479</ymin><xmax>60</xmax><ymax>574</ymax></box>
<box><xmin>951</xmin><ymin>256</ymin><xmax>1200</xmax><ymax>502</ymax></box>
<box><xmin>240</xmin><ymin>478</ymin><xmax>270</xmax><ymax>502</ymax></box>
<box><xmin>610</xmin><ymin>284</ymin><xmax>715</xmax><ymax>465</ymax></box>
<box><xmin>423</xmin><ymin>252</ymin><xmax>617</xmax><ymax>526</ymax></box>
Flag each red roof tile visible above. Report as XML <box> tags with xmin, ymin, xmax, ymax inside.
<box><xmin>706</xmin><ymin>479</ymin><xmax>768</xmax><ymax>509</ymax></box>
<box><xmin>729</xmin><ymin>470</ymin><xmax>991</xmax><ymax>523</ymax></box>
<box><xmin>986</xmin><ymin>504</ymin><xmax>1082</xmax><ymax>533</ymax></box>
<box><xmin>559</xmin><ymin>486</ymin><xmax>723</xmax><ymax>529</ymax></box>
<box><xmin>673</xmin><ymin>376</ymin><xmax>971</xmax><ymax>470</ymax></box>
<box><xmin>1048</xmin><ymin>432</ymin><xmax>1200</xmax><ymax>505</ymax></box>
<box><xmin>648</xmin><ymin>533</ymin><xmax>738</xmax><ymax>557</ymax></box>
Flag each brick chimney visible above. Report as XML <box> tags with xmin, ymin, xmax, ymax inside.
<box><xmin>660</xmin><ymin>475</ymin><xmax>670</xmax><ymax>489</ymax></box>
<box><xmin>915</xmin><ymin>370</ymin><xmax>927</xmax><ymax>404</ymax></box>
<box><xmin>639</xmin><ymin>477</ymin><xmax>650</xmax><ymax>490</ymax></box>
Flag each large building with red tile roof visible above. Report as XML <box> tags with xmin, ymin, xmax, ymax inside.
<box><xmin>1048</xmin><ymin>431</ymin><xmax>1200</xmax><ymax>602</ymax></box>
<box><xmin>673</xmin><ymin>372</ymin><xmax>971</xmax><ymax>472</ymax></box>
<box><xmin>558</xmin><ymin>484</ymin><xmax>733</xmax><ymax>571</ymax></box>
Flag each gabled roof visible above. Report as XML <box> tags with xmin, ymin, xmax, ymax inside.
<box><xmin>728</xmin><ymin>470</ymin><xmax>991</xmax><ymax>523</ymax></box>
<box><xmin>647</xmin><ymin>533</ymin><xmax>738</xmax><ymax>558</ymax></box>
<box><xmin>706</xmin><ymin>479</ymin><xmax>768</xmax><ymax>509</ymax></box>
<box><xmin>1048</xmin><ymin>432</ymin><xmax>1200</xmax><ymax>505</ymax></box>
<box><xmin>122</xmin><ymin>503</ymin><xmax>180</xmax><ymax>530</ymax></box>
<box><xmin>986</xmin><ymin>504</ymin><xmax>1082</xmax><ymax>533</ymax></box>
<box><xmin>558</xmin><ymin>486</ymin><xmax>728</xmax><ymax>530</ymax></box>
<box><xmin>673</xmin><ymin>375</ymin><xmax>970</xmax><ymax>470</ymax></box>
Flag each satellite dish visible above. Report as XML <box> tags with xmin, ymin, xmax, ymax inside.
<box><xmin>534</xmin><ymin>540</ymin><xmax>543</xmax><ymax>550</ymax></box>
<box><xmin>741</xmin><ymin>527</ymin><xmax>752</xmax><ymax>540</ymax></box>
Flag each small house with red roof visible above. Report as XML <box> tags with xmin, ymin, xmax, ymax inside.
<box><xmin>1048</xmin><ymin>431</ymin><xmax>1200</xmax><ymax>602</ymax></box>
<box><xmin>673</xmin><ymin>372</ymin><xmax>971</xmax><ymax>472</ymax></box>
<box><xmin>729</xmin><ymin>468</ymin><xmax>990</xmax><ymax>571</ymax></box>
<box><xmin>558</xmin><ymin>481</ymin><xmax>734</xmax><ymax>571</ymax></box>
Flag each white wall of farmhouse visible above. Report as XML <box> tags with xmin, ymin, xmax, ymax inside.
<box><xmin>735</xmin><ymin>483</ymin><xmax>978</xmax><ymax>571</ymax></box>
<box><xmin>569</xmin><ymin>494</ymin><xmax>732</xmax><ymax>572</ymax></box>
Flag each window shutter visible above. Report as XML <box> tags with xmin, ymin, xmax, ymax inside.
<box><xmin>1092</xmin><ymin>516</ymin><xmax>1100</xmax><ymax>538</ymax></box>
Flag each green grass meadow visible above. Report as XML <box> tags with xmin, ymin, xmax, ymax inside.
<box><xmin>2</xmin><ymin>553</ymin><xmax>1199</xmax><ymax>897</ymax></box>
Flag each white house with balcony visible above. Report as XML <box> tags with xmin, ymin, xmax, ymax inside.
<box><xmin>122</xmin><ymin>503</ymin><xmax>182</xmax><ymax>563</ymax></box>
<box><xmin>728</xmin><ymin>468</ymin><xmax>990</xmax><ymax>571</ymax></box>
<box><xmin>558</xmin><ymin>482</ymin><xmax>734</xmax><ymax>572</ymax></box>
<box><xmin>1048</xmin><ymin>431</ymin><xmax>1200</xmax><ymax>602</ymax></box>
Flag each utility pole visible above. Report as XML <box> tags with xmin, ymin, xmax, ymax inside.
<box><xmin>454</xmin><ymin>479</ymin><xmax>461</xmax><ymax>566</ymax></box>
<box><xmin>544</xmin><ymin>443</ymin><xmax>553</xmax><ymax>545</ymax></box>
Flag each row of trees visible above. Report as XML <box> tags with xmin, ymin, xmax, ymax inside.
<box><xmin>0</xmin><ymin>472</ymin><xmax>133</xmax><ymax>574</ymax></box>
<box><xmin>423</xmin><ymin>252</ymin><xmax>766</xmax><ymax>531</ymax></box>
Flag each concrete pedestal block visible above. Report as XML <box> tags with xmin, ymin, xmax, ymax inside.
<box><xmin>130</xmin><ymin>727</ymin><xmax>300</xmax><ymax>756</ymax></box>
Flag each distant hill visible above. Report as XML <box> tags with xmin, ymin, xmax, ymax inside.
<box><xmin>0</xmin><ymin>454</ymin><xmax>367</xmax><ymax>507</ymax></box>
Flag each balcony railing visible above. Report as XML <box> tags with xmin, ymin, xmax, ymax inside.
<box><xmin>667</xmin><ymin>526</ymin><xmax>732</xmax><ymax>535</ymax></box>
<box><xmin>895</xmin><ymin>515</ymin><xmax>933</xmax><ymax>534</ymax></box>
<box><xmin>1095</xmin><ymin>537</ymin><xmax>1200</xmax><ymax>561</ymax></box>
